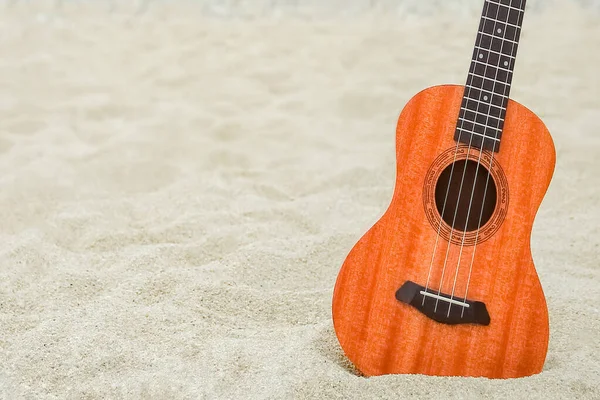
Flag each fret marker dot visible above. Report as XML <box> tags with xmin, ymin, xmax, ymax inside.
<box><xmin>497</xmin><ymin>28</ymin><xmax>502</xmax><ymax>34</ymax></box>
<box><xmin>504</xmin><ymin>61</ymin><xmax>509</xmax><ymax>67</ymax></box>
<box><xmin>479</xmin><ymin>53</ymin><xmax>484</xmax><ymax>59</ymax></box>
<box><xmin>484</xmin><ymin>96</ymin><xmax>489</xmax><ymax>101</ymax></box>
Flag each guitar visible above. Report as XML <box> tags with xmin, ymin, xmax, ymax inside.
<box><xmin>332</xmin><ymin>0</ymin><xmax>555</xmax><ymax>379</ymax></box>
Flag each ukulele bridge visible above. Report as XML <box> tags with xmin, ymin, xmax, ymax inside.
<box><xmin>395</xmin><ymin>281</ymin><xmax>490</xmax><ymax>326</ymax></box>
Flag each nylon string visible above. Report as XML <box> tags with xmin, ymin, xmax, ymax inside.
<box><xmin>431</xmin><ymin>0</ymin><xmax>504</xmax><ymax>314</ymax></box>
<box><xmin>457</xmin><ymin>0</ymin><xmax>525</xmax><ymax>317</ymax></box>
<box><xmin>421</xmin><ymin>0</ymin><xmax>494</xmax><ymax>307</ymax></box>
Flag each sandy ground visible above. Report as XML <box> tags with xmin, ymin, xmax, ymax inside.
<box><xmin>0</xmin><ymin>2</ymin><xmax>599</xmax><ymax>399</ymax></box>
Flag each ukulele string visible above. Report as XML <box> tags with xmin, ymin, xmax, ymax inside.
<box><xmin>446</xmin><ymin>0</ymin><xmax>517</xmax><ymax>317</ymax></box>
<box><xmin>421</xmin><ymin>0</ymin><xmax>495</xmax><ymax>308</ymax></box>
<box><xmin>431</xmin><ymin>0</ymin><xmax>503</xmax><ymax>314</ymax></box>
<box><xmin>421</xmin><ymin>137</ymin><xmax>464</xmax><ymax>306</ymax></box>
<box><xmin>460</xmin><ymin>0</ymin><xmax>525</xmax><ymax>318</ymax></box>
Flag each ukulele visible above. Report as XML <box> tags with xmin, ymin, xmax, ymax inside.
<box><xmin>332</xmin><ymin>0</ymin><xmax>555</xmax><ymax>379</ymax></box>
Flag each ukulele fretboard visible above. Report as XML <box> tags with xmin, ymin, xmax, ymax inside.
<box><xmin>455</xmin><ymin>0</ymin><xmax>527</xmax><ymax>153</ymax></box>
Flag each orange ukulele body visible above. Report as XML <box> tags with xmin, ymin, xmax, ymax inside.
<box><xmin>332</xmin><ymin>84</ymin><xmax>555</xmax><ymax>378</ymax></box>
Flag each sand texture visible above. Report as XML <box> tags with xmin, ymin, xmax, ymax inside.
<box><xmin>0</xmin><ymin>2</ymin><xmax>599</xmax><ymax>399</ymax></box>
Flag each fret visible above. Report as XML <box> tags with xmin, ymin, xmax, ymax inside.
<box><xmin>487</xmin><ymin>0</ymin><xmax>525</xmax><ymax>15</ymax></box>
<box><xmin>469</xmin><ymin>72</ymin><xmax>509</xmax><ymax>87</ymax></box>
<box><xmin>468</xmin><ymin>73</ymin><xmax>511</xmax><ymax>94</ymax></box>
<box><xmin>479</xmin><ymin>31</ymin><xmax>518</xmax><ymax>45</ymax></box>
<box><xmin>460</xmin><ymin>111</ymin><xmax>505</xmax><ymax>134</ymax></box>
<box><xmin>480</xmin><ymin>21</ymin><xmax>520</xmax><ymax>43</ymax></box>
<box><xmin>460</xmin><ymin>106</ymin><xmax>505</xmax><ymax>125</ymax></box>
<box><xmin>465</xmin><ymin>86</ymin><xmax>507</xmax><ymax>108</ymax></box>
<box><xmin>479</xmin><ymin>13</ymin><xmax>521</xmax><ymax>43</ymax></box>
<box><xmin>465</xmin><ymin>90</ymin><xmax>508</xmax><ymax>111</ymax></box>
<box><xmin>474</xmin><ymin>46</ymin><xmax>516</xmax><ymax>60</ymax></box>
<box><xmin>472</xmin><ymin>59</ymin><xmax>513</xmax><ymax>74</ymax></box>
<box><xmin>455</xmin><ymin>127</ymin><xmax>501</xmax><ymax>153</ymax></box>
<box><xmin>462</xmin><ymin>96</ymin><xmax>505</xmax><ymax>119</ymax></box>
<box><xmin>482</xmin><ymin>16</ymin><xmax>521</xmax><ymax>30</ymax></box>
<box><xmin>456</xmin><ymin>127</ymin><xmax>501</xmax><ymax>142</ymax></box>
<box><xmin>478</xmin><ymin>33</ymin><xmax>518</xmax><ymax>56</ymax></box>
<box><xmin>484</xmin><ymin>1</ymin><xmax>522</xmax><ymax>26</ymax></box>
<box><xmin>478</xmin><ymin>21</ymin><xmax>521</xmax><ymax>43</ymax></box>
<box><xmin>458</xmin><ymin>119</ymin><xmax>486</xmax><ymax>138</ymax></box>
<box><xmin>471</xmin><ymin>56</ymin><xmax>514</xmax><ymax>81</ymax></box>
<box><xmin>457</xmin><ymin>117</ymin><xmax>502</xmax><ymax>137</ymax></box>
<box><xmin>469</xmin><ymin>70</ymin><xmax>511</xmax><ymax>89</ymax></box>
<box><xmin>472</xmin><ymin>50</ymin><xmax>516</xmax><ymax>73</ymax></box>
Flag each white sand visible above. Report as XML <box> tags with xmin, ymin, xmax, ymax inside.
<box><xmin>0</xmin><ymin>2</ymin><xmax>599</xmax><ymax>399</ymax></box>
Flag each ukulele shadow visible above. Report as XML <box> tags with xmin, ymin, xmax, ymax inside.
<box><xmin>314</xmin><ymin>324</ymin><xmax>363</xmax><ymax>377</ymax></box>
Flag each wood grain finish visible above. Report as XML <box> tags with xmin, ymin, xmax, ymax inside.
<box><xmin>332</xmin><ymin>85</ymin><xmax>555</xmax><ymax>378</ymax></box>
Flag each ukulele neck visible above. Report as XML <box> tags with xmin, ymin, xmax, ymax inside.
<box><xmin>454</xmin><ymin>0</ymin><xmax>527</xmax><ymax>153</ymax></box>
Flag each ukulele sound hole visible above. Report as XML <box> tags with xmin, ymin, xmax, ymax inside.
<box><xmin>435</xmin><ymin>159</ymin><xmax>497</xmax><ymax>232</ymax></box>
